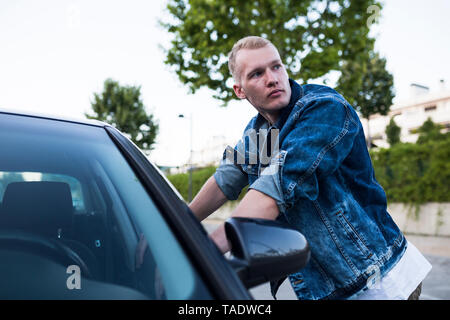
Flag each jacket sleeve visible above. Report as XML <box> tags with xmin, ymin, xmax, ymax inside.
<box><xmin>247</xmin><ymin>149</ymin><xmax>288</xmax><ymax>214</ymax></box>
<box><xmin>213</xmin><ymin>145</ymin><xmax>248</xmax><ymax>201</ymax></box>
<box><xmin>280</xmin><ymin>98</ymin><xmax>359</xmax><ymax>209</ymax></box>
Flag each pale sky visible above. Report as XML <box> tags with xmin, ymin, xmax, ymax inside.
<box><xmin>1</xmin><ymin>0</ymin><xmax>449</xmax><ymax>167</ymax></box>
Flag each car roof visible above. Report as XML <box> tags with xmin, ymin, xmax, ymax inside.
<box><xmin>0</xmin><ymin>107</ymin><xmax>109</xmax><ymax>128</ymax></box>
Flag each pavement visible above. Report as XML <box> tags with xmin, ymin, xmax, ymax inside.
<box><xmin>202</xmin><ymin>221</ymin><xmax>450</xmax><ymax>300</ymax></box>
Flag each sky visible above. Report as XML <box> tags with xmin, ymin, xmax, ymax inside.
<box><xmin>1</xmin><ymin>0</ymin><xmax>449</xmax><ymax>167</ymax></box>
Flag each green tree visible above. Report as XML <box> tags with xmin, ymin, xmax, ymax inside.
<box><xmin>337</xmin><ymin>51</ymin><xmax>395</xmax><ymax>148</ymax></box>
<box><xmin>385</xmin><ymin>117</ymin><xmax>401</xmax><ymax>146</ymax></box>
<box><xmin>161</xmin><ymin>0</ymin><xmax>382</xmax><ymax>104</ymax></box>
<box><xmin>85</xmin><ymin>79</ymin><xmax>159</xmax><ymax>153</ymax></box>
<box><xmin>416</xmin><ymin>117</ymin><xmax>447</xmax><ymax>144</ymax></box>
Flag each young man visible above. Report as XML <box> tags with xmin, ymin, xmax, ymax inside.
<box><xmin>188</xmin><ymin>36</ymin><xmax>431</xmax><ymax>300</ymax></box>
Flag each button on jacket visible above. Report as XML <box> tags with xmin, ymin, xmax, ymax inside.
<box><xmin>214</xmin><ymin>79</ymin><xmax>406</xmax><ymax>300</ymax></box>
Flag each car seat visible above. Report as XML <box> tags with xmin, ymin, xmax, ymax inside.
<box><xmin>0</xmin><ymin>181</ymin><xmax>100</xmax><ymax>278</ymax></box>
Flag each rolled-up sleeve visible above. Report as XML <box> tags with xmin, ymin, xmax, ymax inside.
<box><xmin>280</xmin><ymin>98</ymin><xmax>359</xmax><ymax>208</ymax></box>
<box><xmin>248</xmin><ymin>150</ymin><xmax>288</xmax><ymax>214</ymax></box>
<box><xmin>213</xmin><ymin>145</ymin><xmax>248</xmax><ymax>200</ymax></box>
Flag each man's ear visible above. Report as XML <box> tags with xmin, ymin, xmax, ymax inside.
<box><xmin>233</xmin><ymin>84</ymin><xmax>246</xmax><ymax>99</ymax></box>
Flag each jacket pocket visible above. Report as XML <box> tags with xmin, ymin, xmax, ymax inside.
<box><xmin>334</xmin><ymin>208</ymin><xmax>372</xmax><ymax>259</ymax></box>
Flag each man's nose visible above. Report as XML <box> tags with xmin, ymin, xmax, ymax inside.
<box><xmin>265</xmin><ymin>69</ymin><xmax>278</xmax><ymax>87</ymax></box>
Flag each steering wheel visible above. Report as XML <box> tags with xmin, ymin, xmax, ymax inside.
<box><xmin>0</xmin><ymin>229</ymin><xmax>92</xmax><ymax>278</ymax></box>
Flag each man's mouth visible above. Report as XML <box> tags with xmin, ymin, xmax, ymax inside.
<box><xmin>268</xmin><ymin>89</ymin><xmax>283</xmax><ymax>98</ymax></box>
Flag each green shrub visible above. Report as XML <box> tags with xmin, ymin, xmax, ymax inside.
<box><xmin>166</xmin><ymin>166</ymin><xmax>248</xmax><ymax>203</ymax></box>
<box><xmin>371</xmin><ymin>135</ymin><xmax>450</xmax><ymax>204</ymax></box>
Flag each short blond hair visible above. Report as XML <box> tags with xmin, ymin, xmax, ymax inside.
<box><xmin>228</xmin><ymin>36</ymin><xmax>273</xmax><ymax>81</ymax></box>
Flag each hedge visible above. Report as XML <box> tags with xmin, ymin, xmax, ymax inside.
<box><xmin>370</xmin><ymin>136</ymin><xmax>450</xmax><ymax>204</ymax></box>
<box><xmin>166</xmin><ymin>166</ymin><xmax>247</xmax><ymax>203</ymax></box>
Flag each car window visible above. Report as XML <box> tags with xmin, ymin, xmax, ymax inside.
<box><xmin>0</xmin><ymin>114</ymin><xmax>210</xmax><ymax>299</ymax></box>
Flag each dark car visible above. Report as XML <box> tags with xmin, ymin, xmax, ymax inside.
<box><xmin>0</xmin><ymin>109</ymin><xmax>310</xmax><ymax>299</ymax></box>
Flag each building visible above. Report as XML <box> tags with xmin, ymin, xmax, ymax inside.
<box><xmin>361</xmin><ymin>81</ymin><xmax>450</xmax><ymax>148</ymax></box>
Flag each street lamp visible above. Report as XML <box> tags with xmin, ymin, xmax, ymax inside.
<box><xmin>178</xmin><ymin>113</ymin><xmax>193</xmax><ymax>202</ymax></box>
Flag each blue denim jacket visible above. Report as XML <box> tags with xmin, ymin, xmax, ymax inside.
<box><xmin>214</xmin><ymin>79</ymin><xmax>406</xmax><ymax>300</ymax></box>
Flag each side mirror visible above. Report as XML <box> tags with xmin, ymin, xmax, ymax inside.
<box><xmin>224</xmin><ymin>217</ymin><xmax>310</xmax><ymax>288</ymax></box>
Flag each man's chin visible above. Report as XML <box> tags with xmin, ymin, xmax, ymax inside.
<box><xmin>269</xmin><ymin>99</ymin><xmax>290</xmax><ymax>110</ymax></box>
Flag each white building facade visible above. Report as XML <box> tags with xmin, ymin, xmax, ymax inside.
<box><xmin>361</xmin><ymin>82</ymin><xmax>450</xmax><ymax>148</ymax></box>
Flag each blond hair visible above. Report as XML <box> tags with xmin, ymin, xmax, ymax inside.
<box><xmin>228</xmin><ymin>36</ymin><xmax>274</xmax><ymax>81</ymax></box>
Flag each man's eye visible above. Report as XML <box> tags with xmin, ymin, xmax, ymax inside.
<box><xmin>251</xmin><ymin>72</ymin><xmax>261</xmax><ymax>78</ymax></box>
<box><xmin>273</xmin><ymin>64</ymin><xmax>281</xmax><ymax>70</ymax></box>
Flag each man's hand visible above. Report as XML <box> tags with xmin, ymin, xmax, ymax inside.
<box><xmin>209</xmin><ymin>189</ymin><xmax>279</xmax><ymax>253</ymax></box>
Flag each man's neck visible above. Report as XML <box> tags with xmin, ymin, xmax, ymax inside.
<box><xmin>259</xmin><ymin>111</ymin><xmax>280</xmax><ymax>126</ymax></box>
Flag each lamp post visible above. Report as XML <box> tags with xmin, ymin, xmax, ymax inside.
<box><xmin>178</xmin><ymin>113</ymin><xmax>193</xmax><ymax>203</ymax></box>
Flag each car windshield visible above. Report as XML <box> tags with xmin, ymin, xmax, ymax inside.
<box><xmin>0</xmin><ymin>113</ymin><xmax>207</xmax><ymax>299</ymax></box>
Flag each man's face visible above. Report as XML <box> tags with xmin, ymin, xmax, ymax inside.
<box><xmin>233</xmin><ymin>45</ymin><xmax>291</xmax><ymax>119</ymax></box>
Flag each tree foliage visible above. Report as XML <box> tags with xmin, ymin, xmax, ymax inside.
<box><xmin>385</xmin><ymin>116</ymin><xmax>401</xmax><ymax>146</ymax></box>
<box><xmin>85</xmin><ymin>79</ymin><xmax>159</xmax><ymax>153</ymax></box>
<box><xmin>336</xmin><ymin>51</ymin><xmax>394</xmax><ymax>120</ymax></box>
<box><xmin>336</xmin><ymin>51</ymin><xmax>395</xmax><ymax>148</ymax></box>
<box><xmin>161</xmin><ymin>0</ymin><xmax>382</xmax><ymax>104</ymax></box>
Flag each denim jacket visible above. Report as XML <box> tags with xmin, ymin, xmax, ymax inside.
<box><xmin>213</xmin><ymin>79</ymin><xmax>406</xmax><ymax>300</ymax></box>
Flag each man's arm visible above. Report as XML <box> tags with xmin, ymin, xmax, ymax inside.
<box><xmin>209</xmin><ymin>189</ymin><xmax>279</xmax><ymax>253</ymax></box>
<box><xmin>189</xmin><ymin>175</ymin><xmax>228</xmax><ymax>221</ymax></box>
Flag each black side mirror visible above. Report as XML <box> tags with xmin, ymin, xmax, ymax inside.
<box><xmin>224</xmin><ymin>217</ymin><xmax>310</xmax><ymax>288</ymax></box>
